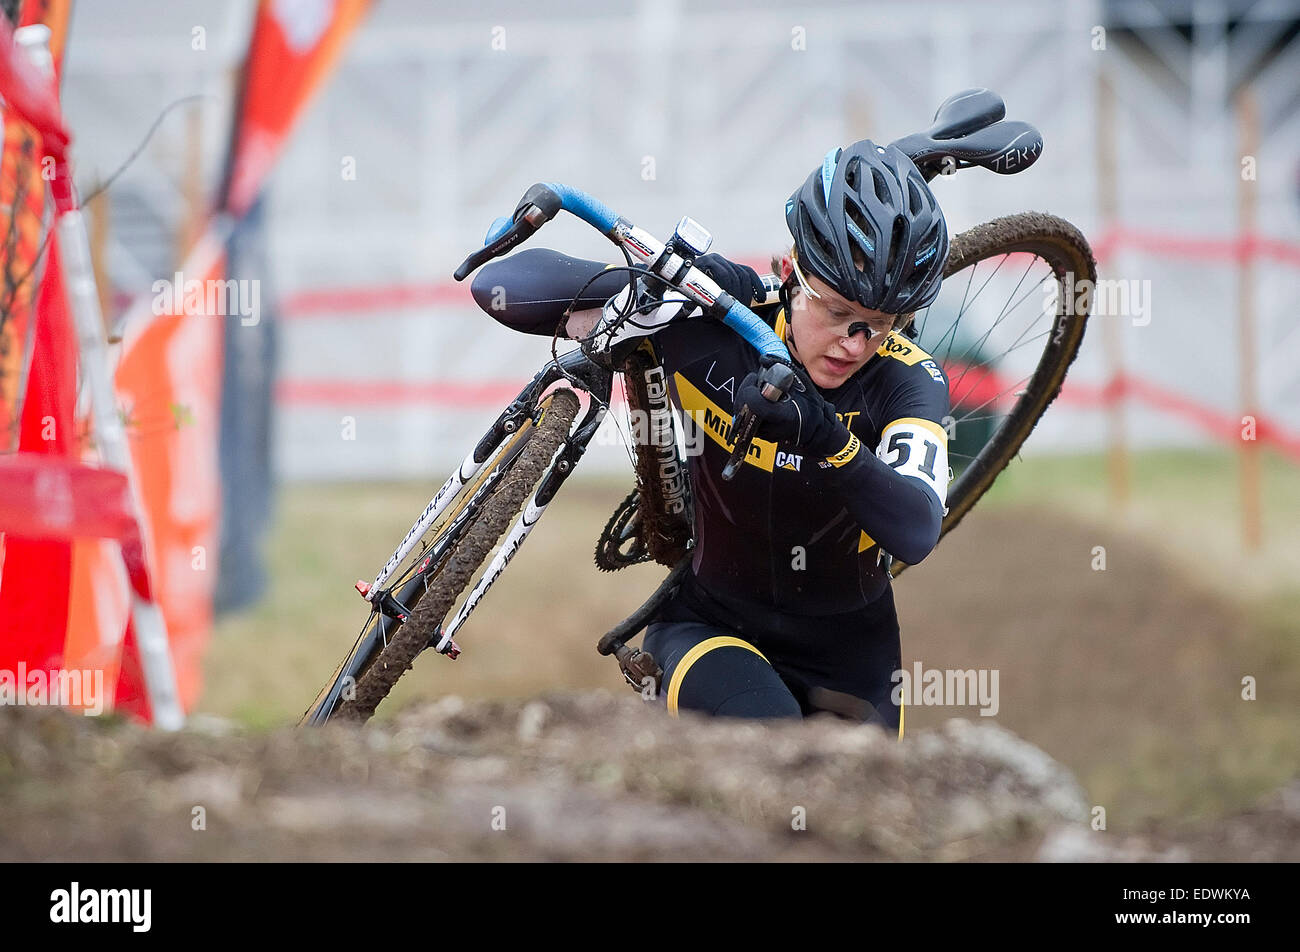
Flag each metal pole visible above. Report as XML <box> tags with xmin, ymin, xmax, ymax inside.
<box><xmin>16</xmin><ymin>23</ymin><xmax>185</xmax><ymax>730</ymax></box>
<box><xmin>58</xmin><ymin>209</ymin><xmax>185</xmax><ymax>731</ymax></box>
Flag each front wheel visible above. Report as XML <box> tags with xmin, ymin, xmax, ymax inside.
<box><xmin>302</xmin><ymin>387</ymin><xmax>582</xmax><ymax>725</ymax></box>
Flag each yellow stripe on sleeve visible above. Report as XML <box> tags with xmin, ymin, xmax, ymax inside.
<box><xmin>883</xmin><ymin>416</ymin><xmax>949</xmax><ymax>444</ymax></box>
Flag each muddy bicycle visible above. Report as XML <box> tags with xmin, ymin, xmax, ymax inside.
<box><xmin>300</xmin><ymin>87</ymin><xmax>1095</xmax><ymax>726</ymax></box>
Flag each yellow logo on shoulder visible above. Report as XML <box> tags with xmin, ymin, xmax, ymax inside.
<box><xmin>876</xmin><ymin>332</ymin><xmax>936</xmax><ymax>367</ymax></box>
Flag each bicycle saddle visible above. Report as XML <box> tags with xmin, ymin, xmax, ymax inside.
<box><xmin>888</xmin><ymin>87</ymin><xmax>1043</xmax><ymax>181</ymax></box>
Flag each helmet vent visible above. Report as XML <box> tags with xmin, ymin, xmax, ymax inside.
<box><xmin>812</xmin><ymin>175</ymin><xmax>830</xmax><ymax>214</ymax></box>
<box><xmin>885</xmin><ymin>215</ymin><xmax>906</xmax><ymax>280</ymax></box>
<box><xmin>907</xmin><ymin>179</ymin><xmax>924</xmax><ymax>215</ymax></box>
<box><xmin>871</xmin><ymin>168</ymin><xmax>891</xmax><ymax>205</ymax></box>
<box><xmin>802</xmin><ymin>207</ymin><xmax>838</xmax><ymax>265</ymax></box>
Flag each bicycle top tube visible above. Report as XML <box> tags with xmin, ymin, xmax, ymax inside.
<box><xmin>480</xmin><ymin>182</ymin><xmax>791</xmax><ymax>363</ymax></box>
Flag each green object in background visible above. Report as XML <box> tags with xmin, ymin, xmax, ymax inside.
<box><xmin>948</xmin><ymin>400</ymin><xmax>995</xmax><ymax>477</ymax></box>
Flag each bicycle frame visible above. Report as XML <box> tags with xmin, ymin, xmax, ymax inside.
<box><xmin>356</xmin><ymin>294</ymin><xmax>770</xmax><ymax>662</ymax></box>
<box><xmin>354</xmin><ymin>180</ymin><xmax>796</xmax><ymax>640</ymax></box>
<box><xmin>309</xmin><ymin>198</ymin><xmax>795</xmax><ymax>722</ymax></box>
<box><xmin>364</xmin><ymin>183</ymin><xmax>787</xmax><ymax>600</ymax></box>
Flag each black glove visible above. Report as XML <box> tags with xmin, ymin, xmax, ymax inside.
<box><xmin>732</xmin><ymin>356</ymin><xmax>856</xmax><ymax>460</ymax></box>
<box><xmin>693</xmin><ymin>253</ymin><xmax>766</xmax><ymax>307</ymax></box>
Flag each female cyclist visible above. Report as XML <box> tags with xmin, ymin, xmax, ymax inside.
<box><xmin>471</xmin><ymin>139</ymin><xmax>951</xmax><ymax>736</ymax></box>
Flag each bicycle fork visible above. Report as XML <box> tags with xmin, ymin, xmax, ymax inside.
<box><xmin>365</xmin><ymin>349</ymin><xmax>615</xmax><ymax>659</ymax></box>
<box><xmin>431</xmin><ymin>378</ymin><xmax>609</xmax><ymax>654</ymax></box>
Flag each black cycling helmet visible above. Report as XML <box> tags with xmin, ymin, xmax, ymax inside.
<box><xmin>785</xmin><ymin>139</ymin><xmax>948</xmax><ymax>315</ymax></box>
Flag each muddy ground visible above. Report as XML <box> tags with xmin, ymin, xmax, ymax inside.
<box><xmin>3</xmin><ymin>500</ymin><xmax>1297</xmax><ymax>861</ymax></box>
<box><xmin>1</xmin><ymin>693</ymin><xmax>1296</xmax><ymax>862</ymax></box>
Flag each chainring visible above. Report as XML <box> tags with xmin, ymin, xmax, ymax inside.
<box><xmin>594</xmin><ymin>488</ymin><xmax>651</xmax><ymax>571</ymax></box>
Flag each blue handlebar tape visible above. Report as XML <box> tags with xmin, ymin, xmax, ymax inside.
<box><xmin>543</xmin><ymin>182</ymin><xmax>619</xmax><ymax>235</ymax></box>
<box><xmin>525</xmin><ymin>182</ymin><xmax>787</xmax><ymax>360</ymax></box>
<box><xmin>722</xmin><ymin>300</ymin><xmax>791</xmax><ymax>362</ymax></box>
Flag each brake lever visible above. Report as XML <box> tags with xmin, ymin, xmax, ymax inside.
<box><xmin>453</xmin><ymin>184</ymin><xmax>565</xmax><ymax>281</ymax></box>
<box><xmin>721</xmin><ymin>361</ymin><xmax>794</xmax><ymax>481</ymax></box>
<box><xmin>453</xmin><ymin>204</ymin><xmax>543</xmax><ymax>281</ymax></box>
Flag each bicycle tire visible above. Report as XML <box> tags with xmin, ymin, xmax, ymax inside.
<box><xmin>892</xmin><ymin>211</ymin><xmax>1094</xmax><ymax>577</ymax></box>
<box><xmin>298</xmin><ymin>406</ymin><xmax>544</xmax><ymax>727</ymax></box>
<box><xmin>331</xmin><ymin>387</ymin><xmax>582</xmax><ymax>723</ymax></box>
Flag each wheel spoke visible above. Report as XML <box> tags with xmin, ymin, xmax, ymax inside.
<box><xmin>940</xmin><ymin>253</ymin><xmax>1012</xmax><ymax>367</ymax></box>
<box><xmin>948</xmin><ymin>257</ymin><xmax>1044</xmax><ymax>394</ymax></box>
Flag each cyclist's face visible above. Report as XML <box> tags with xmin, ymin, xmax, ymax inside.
<box><xmin>787</xmin><ymin>274</ymin><xmax>897</xmax><ymax>388</ymax></box>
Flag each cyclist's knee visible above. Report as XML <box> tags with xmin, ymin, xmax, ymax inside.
<box><xmin>712</xmin><ymin>684</ymin><xmax>803</xmax><ymax>719</ymax></box>
<box><xmin>646</xmin><ymin>624</ymin><xmax>800</xmax><ymax>719</ymax></box>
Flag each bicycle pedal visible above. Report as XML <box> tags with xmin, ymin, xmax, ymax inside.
<box><xmin>618</xmin><ymin>646</ymin><xmax>661</xmax><ymax>694</ymax></box>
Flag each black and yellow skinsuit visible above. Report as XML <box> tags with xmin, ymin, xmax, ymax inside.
<box><xmin>473</xmin><ymin>249</ymin><xmax>952</xmax><ymax>736</ymax></box>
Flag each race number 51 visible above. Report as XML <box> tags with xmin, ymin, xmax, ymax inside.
<box><xmin>876</xmin><ymin>418</ymin><xmax>949</xmax><ymax>506</ymax></box>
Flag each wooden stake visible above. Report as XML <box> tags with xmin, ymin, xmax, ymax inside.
<box><xmin>1236</xmin><ymin>86</ymin><xmax>1261</xmax><ymax>551</ymax></box>
<box><xmin>1096</xmin><ymin>69</ymin><xmax>1129</xmax><ymax>506</ymax></box>
<box><xmin>177</xmin><ymin>101</ymin><xmax>203</xmax><ymax>265</ymax></box>
<box><xmin>88</xmin><ymin>187</ymin><xmax>111</xmax><ymax>332</ymax></box>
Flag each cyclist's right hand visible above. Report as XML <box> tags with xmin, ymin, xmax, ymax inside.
<box><xmin>694</xmin><ymin>253</ymin><xmax>766</xmax><ymax>307</ymax></box>
<box><xmin>732</xmin><ymin>357</ymin><xmax>854</xmax><ymax>461</ymax></box>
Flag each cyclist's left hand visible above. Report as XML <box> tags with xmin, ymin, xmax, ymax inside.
<box><xmin>694</xmin><ymin>253</ymin><xmax>766</xmax><ymax>307</ymax></box>
<box><xmin>732</xmin><ymin>358</ymin><xmax>855</xmax><ymax>459</ymax></box>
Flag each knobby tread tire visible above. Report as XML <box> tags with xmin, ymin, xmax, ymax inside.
<box><xmin>333</xmin><ymin>388</ymin><xmax>581</xmax><ymax>723</ymax></box>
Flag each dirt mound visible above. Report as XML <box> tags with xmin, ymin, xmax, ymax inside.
<box><xmin>2</xmin><ymin>692</ymin><xmax>1087</xmax><ymax>861</ymax></box>
<box><xmin>1036</xmin><ymin>779</ymin><xmax>1300</xmax><ymax>862</ymax></box>
<box><xmin>5</xmin><ymin>692</ymin><xmax>1293</xmax><ymax>861</ymax></box>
